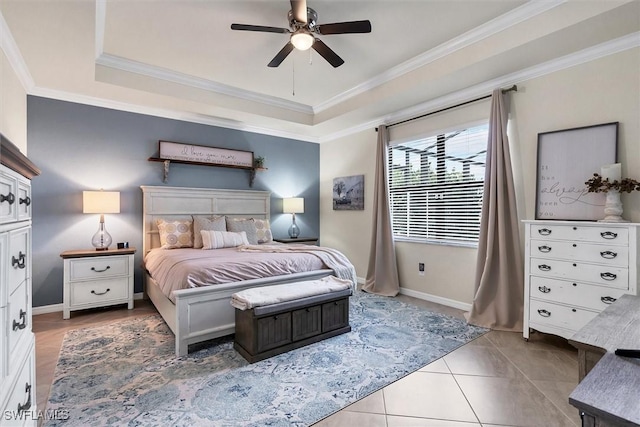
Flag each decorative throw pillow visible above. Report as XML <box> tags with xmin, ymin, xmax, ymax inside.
<box><xmin>192</xmin><ymin>215</ymin><xmax>226</xmax><ymax>249</ymax></box>
<box><xmin>253</xmin><ymin>218</ymin><xmax>273</xmax><ymax>244</ymax></box>
<box><xmin>201</xmin><ymin>230</ymin><xmax>249</xmax><ymax>250</ymax></box>
<box><xmin>226</xmin><ymin>218</ymin><xmax>259</xmax><ymax>245</ymax></box>
<box><xmin>156</xmin><ymin>219</ymin><xmax>193</xmax><ymax>249</ymax></box>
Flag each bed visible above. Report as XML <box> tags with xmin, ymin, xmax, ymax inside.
<box><xmin>141</xmin><ymin>185</ymin><xmax>345</xmax><ymax>356</ymax></box>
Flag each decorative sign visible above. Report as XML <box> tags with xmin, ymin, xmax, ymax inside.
<box><xmin>158</xmin><ymin>141</ymin><xmax>253</xmax><ymax>168</ymax></box>
<box><xmin>535</xmin><ymin>123</ymin><xmax>618</xmax><ymax>220</ymax></box>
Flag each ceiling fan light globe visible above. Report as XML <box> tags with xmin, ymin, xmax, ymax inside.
<box><xmin>291</xmin><ymin>32</ymin><xmax>314</xmax><ymax>50</ymax></box>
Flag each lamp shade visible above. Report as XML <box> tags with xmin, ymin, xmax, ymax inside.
<box><xmin>83</xmin><ymin>191</ymin><xmax>120</xmax><ymax>214</ymax></box>
<box><xmin>283</xmin><ymin>197</ymin><xmax>304</xmax><ymax>214</ymax></box>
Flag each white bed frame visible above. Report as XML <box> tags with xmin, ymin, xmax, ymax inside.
<box><xmin>141</xmin><ymin>185</ymin><xmax>332</xmax><ymax>356</ymax></box>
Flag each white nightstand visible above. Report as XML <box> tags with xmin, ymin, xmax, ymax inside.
<box><xmin>60</xmin><ymin>247</ymin><xmax>136</xmax><ymax>319</ymax></box>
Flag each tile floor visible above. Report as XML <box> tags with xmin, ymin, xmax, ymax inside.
<box><xmin>33</xmin><ymin>295</ymin><xmax>581</xmax><ymax>427</ymax></box>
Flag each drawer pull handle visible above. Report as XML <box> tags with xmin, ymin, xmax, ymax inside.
<box><xmin>91</xmin><ymin>288</ymin><xmax>110</xmax><ymax>296</ymax></box>
<box><xmin>538</xmin><ymin>264</ymin><xmax>551</xmax><ymax>272</ymax></box>
<box><xmin>538</xmin><ymin>245</ymin><xmax>552</xmax><ymax>253</ymax></box>
<box><xmin>0</xmin><ymin>192</ymin><xmax>15</xmax><ymax>205</ymax></box>
<box><xmin>600</xmin><ymin>251</ymin><xmax>617</xmax><ymax>259</ymax></box>
<box><xmin>538</xmin><ymin>228</ymin><xmax>552</xmax><ymax>236</ymax></box>
<box><xmin>537</xmin><ymin>309</ymin><xmax>551</xmax><ymax>318</ymax></box>
<box><xmin>12</xmin><ymin>309</ymin><xmax>27</xmax><ymax>331</ymax></box>
<box><xmin>19</xmin><ymin>195</ymin><xmax>31</xmax><ymax>206</ymax></box>
<box><xmin>600</xmin><ymin>272</ymin><xmax>617</xmax><ymax>281</ymax></box>
<box><xmin>12</xmin><ymin>251</ymin><xmax>26</xmax><ymax>269</ymax></box>
<box><xmin>17</xmin><ymin>383</ymin><xmax>32</xmax><ymax>413</ymax></box>
<box><xmin>600</xmin><ymin>231</ymin><xmax>618</xmax><ymax>240</ymax></box>
<box><xmin>91</xmin><ymin>265</ymin><xmax>111</xmax><ymax>273</ymax></box>
<box><xmin>601</xmin><ymin>296</ymin><xmax>617</xmax><ymax>304</ymax></box>
<box><xmin>538</xmin><ymin>286</ymin><xmax>551</xmax><ymax>293</ymax></box>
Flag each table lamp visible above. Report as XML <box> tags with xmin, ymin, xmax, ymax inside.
<box><xmin>83</xmin><ymin>190</ymin><xmax>120</xmax><ymax>250</ymax></box>
<box><xmin>282</xmin><ymin>197</ymin><xmax>304</xmax><ymax>238</ymax></box>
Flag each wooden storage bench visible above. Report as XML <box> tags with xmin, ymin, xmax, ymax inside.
<box><xmin>233</xmin><ymin>287</ymin><xmax>352</xmax><ymax>363</ymax></box>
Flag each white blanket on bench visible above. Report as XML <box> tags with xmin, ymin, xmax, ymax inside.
<box><xmin>231</xmin><ymin>276</ymin><xmax>352</xmax><ymax>310</ymax></box>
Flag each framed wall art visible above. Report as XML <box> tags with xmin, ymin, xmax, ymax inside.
<box><xmin>158</xmin><ymin>140</ymin><xmax>253</xmax><ymax>168</ymax></box>
<box><xmin>535</xmin><ymin>122</ymin><xmax>618</xmax><ymax>220</ymax></box>
<box><xmin>333</xmin><ymin>175</ymin><xmax>364</xmax><ymax>210</ymax></box>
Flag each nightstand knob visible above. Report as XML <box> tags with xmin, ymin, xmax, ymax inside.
<box><xmin>91</xmin><ymin>265</ymin><xmax>111</xmax><ymax>273</ymax></box>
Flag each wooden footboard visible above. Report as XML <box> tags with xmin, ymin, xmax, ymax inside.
<box><xmin>146</xmin><ymin>270</ymin><xmax>334</xmax><ymax>356</ymax></box>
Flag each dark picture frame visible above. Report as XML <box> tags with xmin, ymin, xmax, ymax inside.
<box><xmin>535</xmin><ymin>122</ymin><xmax>618</xmax><ymax>220</ymax></box>
<box><xmin>333</xmin><ymin>175</ymin><xmax>364</xmax><ymax>210</ymax></box>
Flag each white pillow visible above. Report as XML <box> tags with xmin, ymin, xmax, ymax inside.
<box><xmin>201</xmin><ymin>230</ymin><xmax>249</xmax><ymax>250</ymax></box>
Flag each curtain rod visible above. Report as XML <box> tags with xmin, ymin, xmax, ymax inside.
<box><xmin>376</xmin><ymin>85</ymin><xmax>517</xmax><ymax>132</ymax></box>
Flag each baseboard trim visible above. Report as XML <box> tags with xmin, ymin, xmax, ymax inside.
<box><xmin>32</xmin><ymin>292</ymin><xmax>146</xmax><ymax>316</ymax></box>
<box><xmin>398</xmin><ymin>287</ymin><xmax>471</xmax><ymax>312</ymax></box>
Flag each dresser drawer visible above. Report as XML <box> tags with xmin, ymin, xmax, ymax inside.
<box><xmin>8</xmin><ymin>228</ymin><xmax>30</xmax><ymax>295</ymax></box>
<box><xmin>530</xmin><ymin>257</ymin><xmax>629</xmax><ymax>289</ymax></box>
<box><xmin>530</xmin><ymin>276</ymin><xmax>627</xmax><ymax>312</ymax></box>
<box><xmin>0</xmin><ymin>170</ymin><xmax>17</xmax><ymax>224</ymax></box>
<box><xmin>531</xmin><ymin>224</ymin><xmax>628</xmax><ymax>245</ymax></box>
<box><xmin>16</xmin><ymin>180</ymin><xmax>32</xmax><ymax>221</ymax></box>
<box><xmin>2</xmin><ymin>340</ymin><xmax>35</xmax><ymax>426</ymax></box>
<box><xmin>69</xmin><ymin>277</ymin><xmax>130</xmax><ymax>307</ymax></box>
<box><xmin>8</xmin><ymin>281</ymin><xmax>29</xmax><ymax>369</ymax></box>
<box><xmin>69</xmin><ymin>255</ymin><xmax>129</xmax><ymax>281</ymax></box>
<box><xmin>529</xmin><ymin>299</ymin><xmax>599</xmax><ymax>333</ymax></box>
<box><xmin>530</xmin><ymin>239</ymin><xmax>628</xmax><ymax>267</ymax></box>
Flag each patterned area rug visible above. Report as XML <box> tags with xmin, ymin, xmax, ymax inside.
<box><xmin>45</xmin><ymin>291</ymin><xmax>486</xmax><ymax>426</ymax></box>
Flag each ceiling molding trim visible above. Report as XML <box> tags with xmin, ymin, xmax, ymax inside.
<box><xmin>28</xmin><ymin>86</ymin><xmax>320</xmax><ymax>144</ymax></box>
<box><xmin>313</xmin><ymin>0</ymin><xmax>566</xmax><ymax>113</ymax></box>
<box><xmin>319</xmin><ymin>32</ymin><xmax>640</xmax><ymax>143</ymax></box>
<box><xmin>95</xmin><ymin>0</ymin><xmax>106</xmax><ymax>59</ymax></box>
<box><xmin>0</xmin><ymin>10</ymin><xmax>35</xmax><ymax>92</ymax></box>
<box><xmin>95</xmin><ymin>54</ymin><xmax>314</xmax><ymax>115</ymax></box>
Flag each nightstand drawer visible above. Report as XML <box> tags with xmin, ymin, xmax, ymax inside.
<box><xmin>69</xmin><ymin>256</ymin><xmax>129</xmax><ymax>281</ymax></box>
<box><xmin>69</xmin><ymin>277</ymin><xmax>129</xmax><ymax>306</ymax></box>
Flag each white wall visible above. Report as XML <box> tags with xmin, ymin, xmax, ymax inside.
<box><xmin>0</xmin><ymin>46</ymin><xmax>27</xmax><ymax>152</ymax></box>
<box><xmin>320</xmin><ymin>48</ymin><xmax>640</xmax><ymax>307</ymax></box>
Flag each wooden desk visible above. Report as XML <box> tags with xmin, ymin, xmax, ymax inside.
<box><xmin>568</xmin><ymin>294</ymin><xmax>640</xmax><ymax>426</ymax></box>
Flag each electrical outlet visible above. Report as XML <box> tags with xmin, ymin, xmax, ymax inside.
<box><xmin>418</xmin><ymin>262</ymin><xmax>425</xmax><ymax>276</ymax></box>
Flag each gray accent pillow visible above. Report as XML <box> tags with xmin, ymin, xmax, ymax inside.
<box><xmin>192</xmin><ymin>215</ymin><xmax>226</xmax><ymax>249</ymax></box>
<box><xmin>226</xmin><ymin>218</ymin><xmax>259</xmax><ymax>245</ymax></box>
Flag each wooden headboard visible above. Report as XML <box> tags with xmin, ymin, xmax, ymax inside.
<box><xmin>140</xmin><ymin>186</ymin><xmax>271</xmax><ymax>255</ymax></box>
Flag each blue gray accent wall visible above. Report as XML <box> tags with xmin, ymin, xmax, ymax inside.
<box><xmin>27</xmin><ymin>96</ymin><xmax>319</xmax><ymax>307</ymax></box>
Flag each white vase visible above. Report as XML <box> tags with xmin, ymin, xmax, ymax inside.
<box><xmin>598</xmin><ymin>190</ymin><xmax>629</xmax><ymax>223</ymax></box>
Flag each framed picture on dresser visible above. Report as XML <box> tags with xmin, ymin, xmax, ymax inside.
<box><xmin>535</xmin><ymin>122</ymin><xmax>618</xmax><ymax>221</ymax></box>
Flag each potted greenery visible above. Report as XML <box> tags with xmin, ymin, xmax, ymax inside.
<box><xmin>254</xmin><ymin>156</ymin><xmax>265</xmax><ymax>169</ymax></box>
<box><xmin>585</xmin><ymin>172</ymin><xmax>640</xmax><ymax>222</ymax></box>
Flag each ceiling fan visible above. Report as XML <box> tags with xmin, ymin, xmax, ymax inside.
<box><xmin>230</xmin><ymin>0</ymin><xmax>371</xmax><ymax>68</ymax></box>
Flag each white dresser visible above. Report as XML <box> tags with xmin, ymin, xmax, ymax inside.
<box><xmin>0</xmin><ymin>136</ymin><xmax>40</xmax><ymax>426</ymax></box>
<box><xmin>523</xmin><ymin>220</ymin><xmax>639</xmax><ymax>340</ymax></box>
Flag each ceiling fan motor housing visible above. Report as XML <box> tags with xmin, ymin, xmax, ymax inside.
<box><xmin>288</xmin><ymin>7</ymin><xmax>318</xmax><ymax>32</ymax></box>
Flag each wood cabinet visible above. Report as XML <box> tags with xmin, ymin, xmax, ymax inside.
<box><xmin>523</xmin><ymin>220</ymin><xmax>639</xmax><ymax>340</ymax></box>
<box><xmin>234</xmin><ymin>290</ymin><xmax>351</xmax><ymax>363</ymax></box>
<box><xmin>0</xmin><ymin>137</ymin><xmax>39</xmax><ymax>425</ymax></box>
<box><xmin>60</xmin><ymin>248</ymin><xmax>136</xmax><ymax>319</ymax></box>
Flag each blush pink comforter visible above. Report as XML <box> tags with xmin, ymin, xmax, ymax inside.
<box><xmin>144</xmin><ymin>247</ymin><xmax>327</xmax><ymax>302</ymax></box>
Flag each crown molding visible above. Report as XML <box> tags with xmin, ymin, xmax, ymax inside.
<box><xmin>96</xmin><ymin>54</ymin><xmax>314</xmax><ymax>115</ymax></box>
<box><xmin>28</xmin><ymin>86</ymin><xmax>320</xmax><ymax>143</ymax></box>
<box><xmin>0</xmin><ymin>10</ymin><xmax>35</xmax><ymax>91</ymax></box>
<box><xmin>319</xmin><ymin>32</ymin><xmax>640</xmax><ymax>143</ymax></box>
<box><xmin>313</xmin><ymin>0</ymin><xmax>566</xmax><ymax>113</ymax></box>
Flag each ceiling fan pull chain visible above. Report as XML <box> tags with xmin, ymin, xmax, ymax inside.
<box><xmin>309</xmin><ymin>48</ymin><xmax>312</xmax><ymax>65</ymax></box>
<box><xmin>292</xmin><ymin>58</ymin><xmax>295</xmax><ymax>96</ymax></box>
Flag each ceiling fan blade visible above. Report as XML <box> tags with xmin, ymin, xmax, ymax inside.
<box><xmin>290</xmin><ymin>0</ymin><xmax>307</xmax><ymax>24</ymax></box>
<box><xmin>268</xmin><ymin>42</ymin><xmax>295</xmax><ymax>67</ymax></box>
<box><xmin>312</xmin><ymin>38</ymin><xmax>344</xmax><ymax>68</ymax></box>
<box><xmin>231</xmin><ymin>23</ymin><xmax>290</xmax><ymax>34</ymax></box>
<box><xmin>317</xmin><ymin>20</ymin><xmax>372</xmax><ymax>35</ymax></box>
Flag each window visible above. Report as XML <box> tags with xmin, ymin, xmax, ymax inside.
<box><xmin>388</xmin><ymin>123</ymin><xmax>489</xmax><ymax>245</ymax></box>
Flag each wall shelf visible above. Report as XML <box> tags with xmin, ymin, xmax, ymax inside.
<box><xmin>148</xmin><ymin>157</ymin><xmax>266</xmax><ymax>186</ymax></box>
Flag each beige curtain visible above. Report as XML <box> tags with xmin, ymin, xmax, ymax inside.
<box><xmin>466</xmin><ymin>89</ymin><xmax>523</xmax><ymax>331</ymax></box>
<box><xmin>363</xmin><ymin>125</ymin><xmax>400</xmax><ymax>296</ymax></box>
